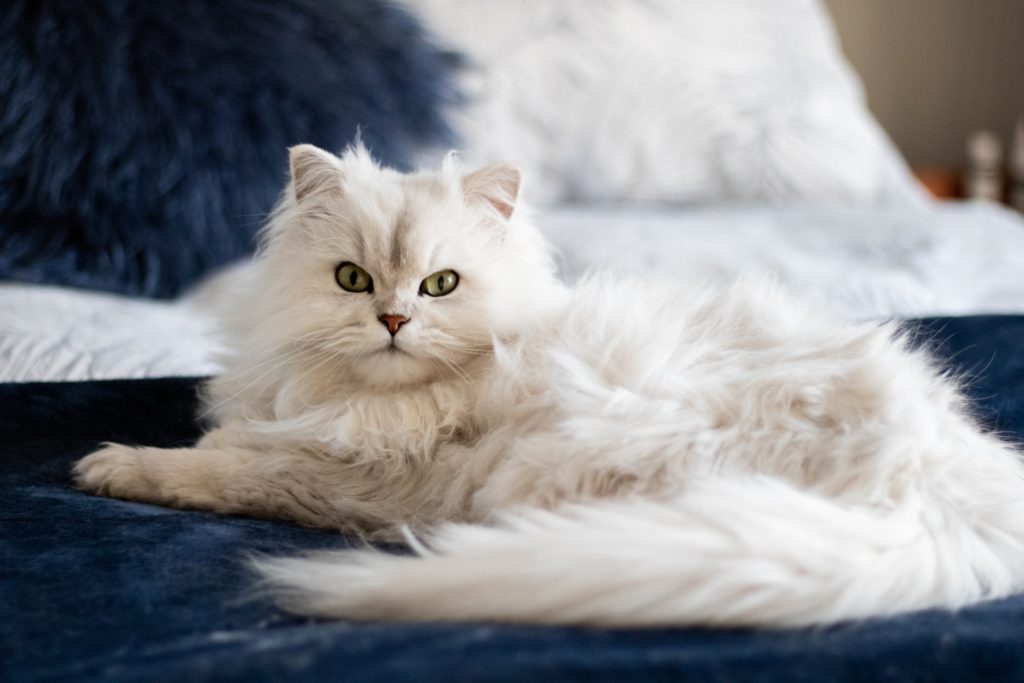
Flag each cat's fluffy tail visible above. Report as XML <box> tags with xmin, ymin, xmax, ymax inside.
<box><xmin>255</xmin><ymin>474</ymin><xmax>1024</xmax><ymax>627</ymax></box>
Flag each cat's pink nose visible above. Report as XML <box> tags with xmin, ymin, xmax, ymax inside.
<box><xmin>378</xmin><ymin>314</ymin><xmax>409</xmax><ymax>336</ymax></box>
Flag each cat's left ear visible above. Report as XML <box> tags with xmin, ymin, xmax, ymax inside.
<box><xmin>462</xmin><ymin>163</ymin><xmax>522</xmax><ymax>221</ymax></box>
<box><xmin>289</xmin><ymin>144</ymin><xmax>343</xmax><ymax>202</ymax></box>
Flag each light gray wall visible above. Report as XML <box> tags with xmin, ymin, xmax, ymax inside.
<box><xmin>823</xmin><ymin>0</ymin><xmax>1024</xmax><ymax>168</ymax></box>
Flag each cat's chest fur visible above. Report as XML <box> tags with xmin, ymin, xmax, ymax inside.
<box><xmin>288</xmin><ymin>377</ymin><xmax>483</xmax><ymax>463</ymax></box>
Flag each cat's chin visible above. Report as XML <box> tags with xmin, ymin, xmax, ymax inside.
<box><xmin>347</xmin><ymin>347</ymin><xmax>453</xmax><ymax>388</ymax></box>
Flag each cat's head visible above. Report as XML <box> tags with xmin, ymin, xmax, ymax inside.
<box><xmin>240</xmin><ymin>143</ymin><xmax>564</xmax><ymax>389</ymax></box>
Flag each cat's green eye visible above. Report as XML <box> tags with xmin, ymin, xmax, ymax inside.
<box><xmin>335</xmin><ymin>262</ymin><xmax>373</xmax><ymax>293</ymax></box>
<box><xmin>420</xmin><ymin>269</ymin><xmax>459</xmax><ymax>297</ymax></box>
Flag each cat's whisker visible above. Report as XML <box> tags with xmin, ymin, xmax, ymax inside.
<box><xmin>429</xmin><ymin>338</ymin><xmax>494</xmax><ymax>358</ymax></box>
<box><xmin>199</xmin><ymin>358</ymin><xmax>299</xmax><ymax>420</ymax></box>
<box><xmin>223</xmin><ymin>340</ymin><xmax>318</xmax><ymax>377</ymax></box>
<box><xmin>287</xmin><ymin>348</ymin><xmax>354</xmax><ymax>389</ymax></box>
<box><xmin>215</xmin><ymin>329</ymin><xmax>350</xmax><ymax>381</ymax></box>
<box><xmin>429</xmin><ymin>349</ymin><xmax>473</xmax><ymax>385</ymax></box>
<box><xmin>199</xmin><ymin>343</ymin><xmax>329</xmax><ymax>418</ymax></box>
<box><xmin>440</xmin><ymin>344</ymin><xmax>493</xmax><ymax>356</ymax></box>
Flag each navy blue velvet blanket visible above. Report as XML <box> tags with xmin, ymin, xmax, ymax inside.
<box><xmin>3</xmin><ymin>316</ymin><xmax>1024</xmax><ymax>682</ymax></box>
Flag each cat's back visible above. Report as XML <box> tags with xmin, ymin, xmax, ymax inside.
<box><xmin>520</xmin><ymin>274</ymin><xmax>870</xmax><ymax>374</ymax></box>
<box><xmin>485</xmin><ymin>273</ymin><xmax>898</xmax><ymax>414</ymax></box>
<box><xmin>477</xmin><ymin>275</ymin><xmax>936</xmax><ymax>503</ymax></box>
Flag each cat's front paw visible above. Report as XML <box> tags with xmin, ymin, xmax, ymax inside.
<box><xmin>74</xmin><ymin>444</ymin><xmax>158</xmax><ymax>502</ymax></box>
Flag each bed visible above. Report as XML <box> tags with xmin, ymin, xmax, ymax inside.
<box><xmin>4</xmin><ymin>1</ymin><xmax>1024</xmax><ymax>681</ymax></box>
<box><xmin>4</xmin><ymin>314</ymin><xmax>1024</xmax><ymax>681</ymax></box>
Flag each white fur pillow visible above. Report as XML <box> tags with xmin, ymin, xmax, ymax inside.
<box><xmin>407</xmin><ymin>0</ymin><xmax>925</xmax><ymax>206</ymax></box>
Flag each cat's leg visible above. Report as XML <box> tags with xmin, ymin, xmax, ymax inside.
<box><xmin>73</xmin><ymin>439</ymin><xmax>392</xmax><ymax>533</ymax></box>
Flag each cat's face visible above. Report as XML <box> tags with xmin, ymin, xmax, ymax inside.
<box><xmin>250</xmin><ymin>144</ymin><xmax>563</xmax><ymax>388</ymax></box>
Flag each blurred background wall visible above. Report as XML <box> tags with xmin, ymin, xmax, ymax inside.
<box><xmin>824</xmin><ymin>0</ymin><xmax>1024</xmax><ymax>169</ymax></box>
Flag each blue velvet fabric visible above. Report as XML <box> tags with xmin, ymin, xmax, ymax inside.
<box><xmin>3</xmin><ymin>316</ymin><xmax>1024</xmax><ymax>682</ymax></box>
<box><xmin>0</xmin><ymin>0</ymin><xmax>455</xmax><ymax>298</ymax></box>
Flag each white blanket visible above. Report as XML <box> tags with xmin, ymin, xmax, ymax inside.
<box><xmin>3</xmin><ymin>201</ymin><xmax>1023</xmax><ymax>382</ymax></box>
<box><xmin>544</xmin><ymin>201</ymin><xmax>1024</xmax><ymax>319</ymax></box>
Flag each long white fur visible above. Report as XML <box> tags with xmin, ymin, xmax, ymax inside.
<box><xmin>75</xmin><ymin>144</ymin><xmax>1024</xmax><ymax>628</ymax></box>
<box><xmin>255</xmin><ymin>273</ymin><xmax>1024</xmax><ymax>626</ymax></box>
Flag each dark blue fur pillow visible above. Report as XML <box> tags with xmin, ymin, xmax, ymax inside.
<box><xmin>0</xmin><ymin>0</ymin><xmax>455</xmax><ymax>297</ymax></box>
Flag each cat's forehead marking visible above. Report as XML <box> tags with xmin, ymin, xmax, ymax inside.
<box><xmin>350</xmin><ymin>221</ymin><xmax>367</xmax><ymax>257</ymax></box>
<box><xmin>383</xmin><ymin>179</ymin><xmax>450</xmax><ymax>275</ymax></box>
<box><xmin>389</xmin><ymin>207</ymin><xmax>411</xmax><ymax>270</ymax></box>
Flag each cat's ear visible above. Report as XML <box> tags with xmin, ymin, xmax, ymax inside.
<box><xmin>462</xmin><ymin>163</ymin><xmax>522</xmax><ymax>221</ymax></box>
<box><xmin>289</xmin><ymin>144</ymin><xmax>343</xmax><ymax>202</ymax></box>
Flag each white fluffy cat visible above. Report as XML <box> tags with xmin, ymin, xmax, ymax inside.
<box><xmin>75</xmin><ymin>143</ymin><xmax>1024</xmax><ymax>627</ymax></box>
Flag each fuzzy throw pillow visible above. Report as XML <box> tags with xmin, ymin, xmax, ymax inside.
<box><xmin>0</xmin><ymin>0</ymin><xmax>455</xmax><ymax>297</ymax></box>
<box><xmin>407</xmin><ymin>0</ymin><xmax>923</xmax><ymax>207</ymax></box>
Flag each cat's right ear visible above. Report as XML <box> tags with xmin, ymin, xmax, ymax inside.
<box><xmin>462</xmin><ymin>163</ymin><xmax>523</xmax><ymax>221</ymax></box>
<box><xmin>289</xmin><ymin>144</ymin><xmax>343</xmax><ymax>202</ymax></box>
